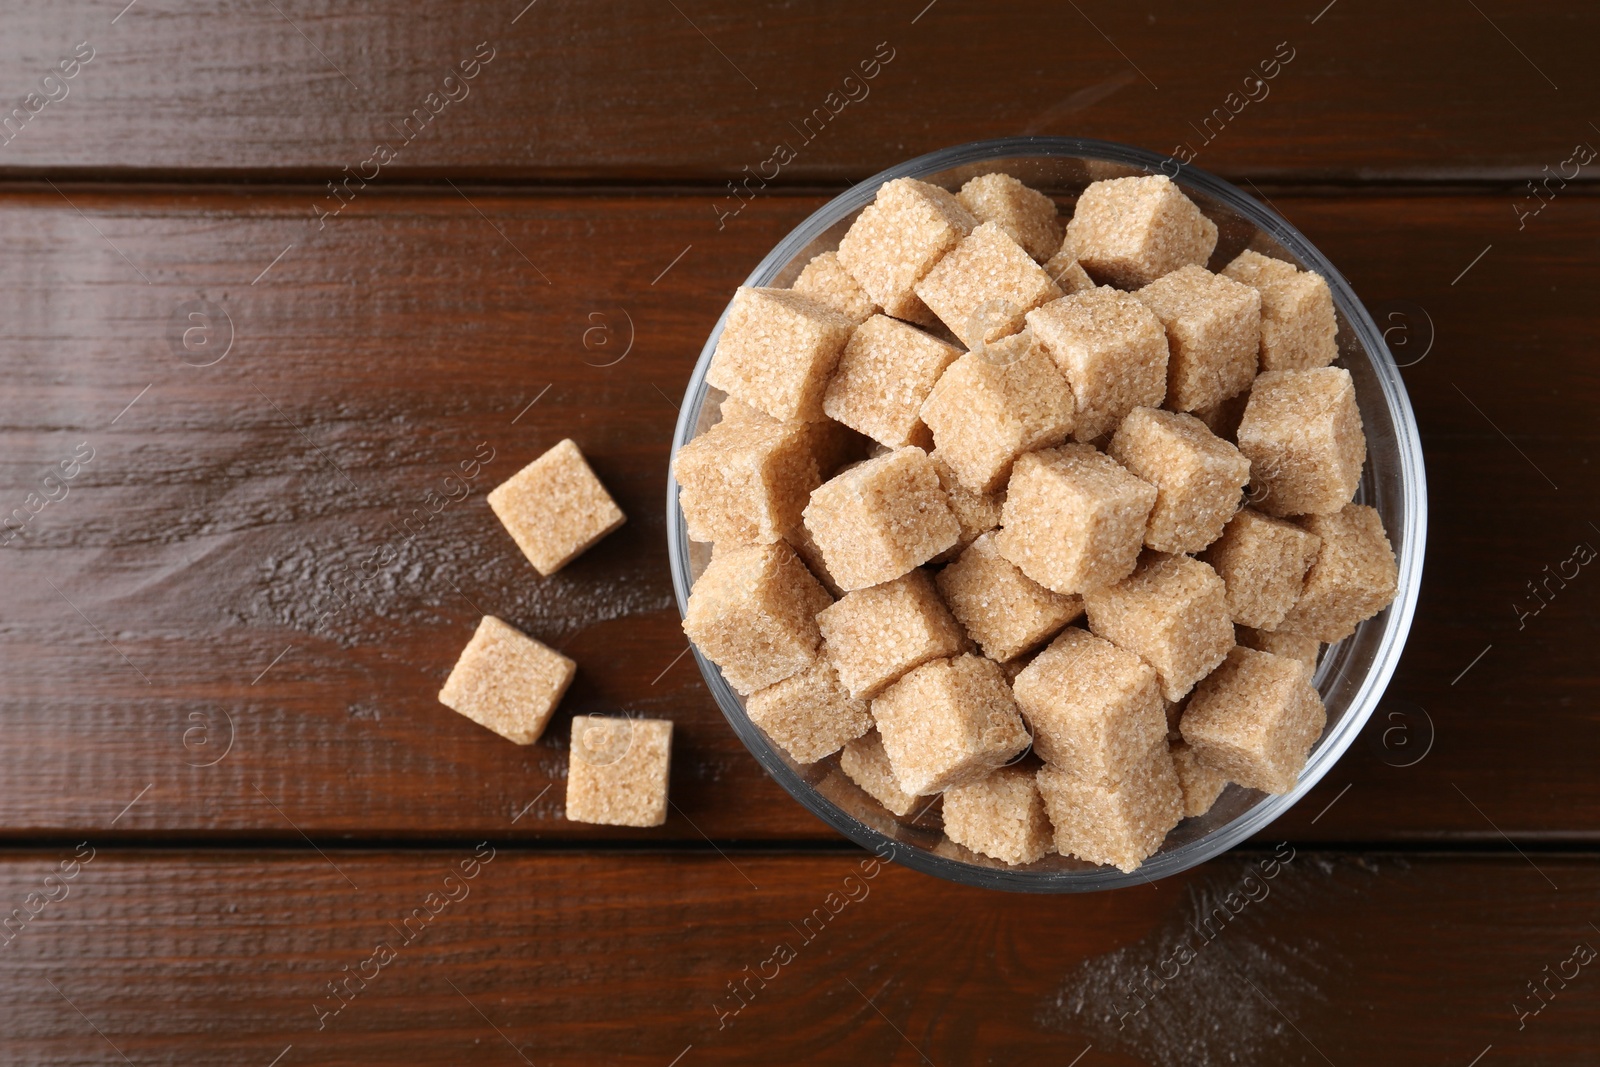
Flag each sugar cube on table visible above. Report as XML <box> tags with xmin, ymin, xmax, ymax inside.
<box><xmin>1202</xmin><ymin>507</ymin><xmax>1322</xmax><ymax>629</ymax></box>
<box><xmin>1133</xmin><ymin>264</ymin><xmax>1262</xmax><ymax>413</ymax></box>
<box><xmin>1277</xmin><ymin>502</ymin><xmax>1399</xmax><ymax>641</ymax></box>
<box><xmin>1237</xmin><ymin>625</ymin><xmax>1321</xmax><ymax>669</ymax></box>
<box><xmin>681</xmin><ymin>541</ymin><xmax>833</xmax><ymax>695</ymax></box>
<box><xmin>565</xmin><ymin>715</ymin><xmax>673</xmax><ymax>828</ymax></box>
<box><xmin>1180</xmin><ymin>645</ymin><xmax>1327</xmax><ymax>794</ymax></box>
<box><xmin>956</xmin><ymin>172</ymin><xmax>1063</xmax><ymax>262</ymax></box>
<box><xmin>871</xmin><ymin>654</ymin><xmax>1031</xmax><ymax>795</ymax></box>
<box><xmin>1236</xmin><ymin>366</ymin><xmax>1366</xmax><ymax>517</ymax></box>
<box><xmin>1063</xmin><ymin>174</ymin><xmax>1219</xmax><ymax>290</ymax></box>
<box><xmin>1170</xmin><ymin>741</ymin><xmax>1230</xmax><ymax>818</ymax></box>
<box><xmin>705</xmin><ymin>286</ymin><xmax>856</xmax><ymax>422</ymax></box>
<box><xmin>1037</xmin><ymin>742</ymin><xmax>1183</xmax><ymax>872</ymax></box>
<box><xmin>942</xmin><ymin>765</ymin><xmax>1055</xmax><ymax>865</ymax></box>
<box><xmin>1221</xmin><ymin>250</ymin><xmax>1338</xmax><ymax>371</ymax></box>
<box><xmin>929</xmin><ymin>451</ymin><xmax>1003</xmax><ymax>560</ymax></box>
<box><xmin>437</xmin><ymin>616</ymin><xmax>576</xmax><ymax>745</ymax></box>
<box><xmin>1108</xmin><ymin>406</ymin><xmax>1251</xmax><ymax>555</ymax></box>
<box><xmin>745</xmin><ymin>657</ymin><xmax>873</xmax><ymax>764</ymax></box>
<box><xmin>839</xmin><ymin>729</ymin><xmax>921</xmax><ymax>817</ymax></box>
<box><xmin>914</xmin><ymin>222</ymin><xmax>1064</xmax><ymax>348</ymax></box>
<box><xmin>1084</xmin><ymin>553</ymin><xmax>1235</xmax><ymax>702</ymax></box>
<box><xmin>802</xmin><ymin>447</ymin><xmax>959</xmax><ymax>591</ymax></box>
<box><xmin>919</xmin><ymin>330</ymin><xmax>1076</xmax><ymax>494</ymax></box>
<box><xmin>1027</xmin><ymin>285</ymin><xmax>1170</xmax><ymax>441</ymax></box>
<box><xmin>997</xmin><ymin>444</ymin><xmax>1157</xmax><ymax>595</ymax></box>
<box><xmin>672</xmin><ymin>417</ymin><xmax>821</xmax><ymax>546</ymax></box>
<box><xmin>487</xmin><ymin>438</ymin><xmax>625</xmax><ymax>576</ymax></box>
<box><xmin>823</xmin><ymin>314</ymin><xmax>962</xmax><ymax>449</ymax></box>
<box><xmin>791</xmin><ymin>250</ymin><xmax>876</xmax><ymax>324</ymax></box>
<box><xmin>817</xmin><ymin>570</ymin><xmax>967</xmax><ymax>699</ymax></box>
<box><xmin>836</xmin><ymin>177</ymin><xmax>976</xmax><ymax>323</ymax></box>
<box><xmin>936</xmin><ymin>531</ymin><xmax>1083</xmax><ymax>663</ymax></box>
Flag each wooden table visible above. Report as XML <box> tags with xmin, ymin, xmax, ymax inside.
<box><xmin>2</xmin><ymin>2</ymin><xmax>1596</xmax><ymax>1063</ymax></box>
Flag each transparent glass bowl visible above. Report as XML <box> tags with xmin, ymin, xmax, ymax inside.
<box><xmin>666</xmin><ymin>137</ymin><xmax>1426</xmax><ymax>891</ymax></box>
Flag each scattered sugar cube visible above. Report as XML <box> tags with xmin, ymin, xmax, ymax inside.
<box><xmin>803</xmin><ymin>447</ymin><xmax>960</xmax><ymax>590</ymax></box>
<box><xmin>1012</xmin><ymin>627</ymin><xmax>1166</xmax><ymax>782</ymax></box>
<box><xmin>1277</xmin><ymin>503</ymin><xmax>1398</xmax><ymax>641</ymax></box>
<box><xmin>673</xmin><ymin>418</ymin><xmax>821</xmax><ymax>545</ymax></box>
<box><xmin>936</xmin><ymin>532</ymin><xmax>1083</xmax><ymax>662</ymax></box>
<box><xmin>1171</xmin><ymin>741</ymin><xmax>1229</xmax><ymax>818</ymax></box>
<box><xmin>817</xmin><ymin>570</ymin><xmax>967</xmax><ymax>699</ymax></box>
<box><xmin>706</xmin><ymin>286</ymin><xmax>856</xmax><ymax>422</ymax></box>
<box><xmin>836</xmin><ymin>177</ymin><xmax>976</xmax><ymax>322</ymax></box>
<box><xmin>746</xmin><ymin>657</ymin><xmax>873</xmax><ymax>764</ymax></box>
<box><xmin>1180</xmin><ymin>645</ymin><xmax>1326</xmax><ymax>794</ymax></box>
<box><xmin>1044</xmin><ymin>250</ymin><xmax>1096</xmax><ymax>295</ymax></box>
<box><xmin>437</xmin><ymin>616</ymin><xmax>576</xmax><ymax>745</ymax></box>
<box><xmin>1202</xmin><ymin>507</ymin><xmax>1322</xmax><ymax>629</ymax></box>
<box><xmin>565</xmin><ymin>715</ymin><xmax>673</xmax><ymax>827</ymax></box>
<box><xmin>956</xmin><ymin>172</ymin><xmax>1063</xmax><ymax>262</ymax></box>
<box><xmin>997</xmin><ymin>444</ymin><xmax>1157</xmax><ymax>595</ymax></box>
<box><xmin>681</xmin><ymin>541</ymin><xmax>833</xmax><ymax>695</ymax></box>
<box><xmin>1134</xmin><ymin>264</ymin><xmax>1261</xmax><ymax>412</ymax></box>
<box><xmin>1237</xmin><ymin>625</ymin><xmax>1320</xmax><ymax>669</ymax></box>
<box><xmin>487</xmin><ymin>439</ymin><xmax>625</xmax><ymax>576</ymax></box>
<box><xmin>1222</xmin><ymin>250</ymin><xmax>1338</xmax><ymax>371</ymax></box>
<box><xmin>929</xmin><ymin>450</ymin><xmax>1003</xmax><ymax>560</ymax></box>
<box><xmin>914</xmin><ymin>222</ymin><xmax>1064</xmax><ymax>348</ymax></box>
<box><xmin>791</xmin><ymin>250</ymin><xmax>875</xmax><ymax>323</ymax></box>
<box><xmin>1236</xmin><ymin>367</ymin><xmax>1366</xmax><ymax>517</ymax></box>
<box><xmin>839</xmin><ymin>730</ymin><xmax>920</xmax><ymax>816</ymax></box>
<box><xmin>1037</xmin><ymin>742</ymin><xmax>1183</xmax><ymax>872</ymax></box>
<box><xmin>1064</xmin><ymin>174</ymin><xmax>1218</xmax><ymax>290</ymax></box>
<box><xmin>942</xmin><ymin>765</ymin><xmax>1055</xmax><ymax>865</ymax></box>
<box><xmin>1026</xmin><ymin>286</ymin><xmax>1170</xmax><ymax>441</ymax></box>
<box><xmin>1084</xmin><ymin>553</ymin><xmax>1235</xmax><ymax>702</ymax></box>
<box><xmin>823</xmin><ymin>314</ymin><xmax>962</xmax><ymax>448</ymax></box>
<box><xmin>1108</xmin><ymin>407</ymin><xmax>1251</xmax><ymax>555</ymax></box>
<box><xmin>872</xmin><ymin>654</ymin><xmax>1031</xmax><ymax>795</ymax></box>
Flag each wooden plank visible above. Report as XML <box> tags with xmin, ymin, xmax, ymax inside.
<box><xmin>0</xmin><ymin>187</ymin><xmax>1596</xmax><ymax>841</ymax></box>
<box><xmin>0</xmin><ymin>1</ymin><xmax>1596</xmax><ymax>182</ymax></box>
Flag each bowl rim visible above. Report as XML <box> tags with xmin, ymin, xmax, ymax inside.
<box><xmin>666</xmin><ymin>136</ymin><xmax>1427</xmax><ymax>892</ymax></box>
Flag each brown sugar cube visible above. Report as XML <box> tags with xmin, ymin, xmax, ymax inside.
<box><xmin>802</xmin><ymin>447</ymin><xmax>959</xmax><ymax>591</ymax></box>
<box><xmin>746</xmin><ymin>657</ymin><xmax>873</xmax><ymax>764</ymax></box>
<box><xmin>791</xmin><ymin>250</ymin><xmax>875</xmax><ymax>324</ymax></box>
<box><xmin>817</xmin><ymin>570</ymin><xmax>967</xmax><ymax>699</ymax></box>
<box><xmin>1134</xmin><ymin>264</ymin><xmax>1261</xmax><ymax>412</ymax></box>
<box><xmin>1037</xmin><ymin>742</ymin><xmax>1183</xmax><ymax>872</ymax></box>
<box><xmin>1084</xmin><ymin>553</ymin><xmax>1235</xmax><ymax>702</ymax></box>
<box><xmin>1192</xmin><ymin>390</ymin><xmax>1251</xmax><ymax>442</ymax></box>
<box><xmin>839</xmin><ymin>730</ymin><xmax>920</xmax><ymax>816</ymax></box>
<box><xmin>836</xmin><ymin>177</ymin><xmax>976</xmax><ymax>323</ymax></box>
<box><xmin>997</xmin><ymin>444</ymin><xmax>1157</xmax><ymax>595</ymax></box>
<box><xmin>1044</xmin><ymin>248</ymin><xmax>1096</xmax><ymax>295</ymax></box>
<box><xmin>823</xmin><ymin>314</ymin><xmax>962</xmax><ymax>449</ymax></box>
<box><xmin>487</xmin><ymin>439</ymin><xmax>625</xmax><ymax>576</ymax></box>
<box><xmin>1277</xmin><ymin>503</ymin><xmax>1398</xmax><ymax>641</ymax></box>
<box><xmin>956</xmin><ymin>172</ymin><xmax>1063</xmax><ymax>262</ymax></box>
<box><xmin>437</xmin><ymin>616</ymin><xmax>576</xmax><ymax>745</ymax></box>
<box><xmin>681</xmin><ymin>541</ymin><xmax>832</xmax><ymax>695</ymax></box>
<box><xmin>914</xmin><ymin>222</ymin><xmax>1064</xmax><ymax>348</ymax></box>
<box><xmin>920</xmin><ymin>331</ymin><xmax>1076</xmax><ymax>494</ymax></box>
<box><xmin>784</xmin><ymin>520</ymin><xmax>845</xmax><ymax>597</ymax></box>
<box><xmin>1064</xmin><ymin>174</ymin><xmax>1219</xmax><ymax>290</ymax></box>
<box><xmin>1236</xmin><ymin>367</ymin><xmax>1366</xmax><ymax>517</ymax></box>
<box><xmin>1237</xmin><ymin>626</ymin><xmax>1320</xmax><ymax>669</ymax></box>
<box><xmin>673</xmin><ymin>418</ymin><xmax>821</xmax><ymax>546</ymax></box>
<box><xmin>1202</xmin><ymin>507</ymin><xmax>1322</xmax><ymax>629</ymax></box>
<box><xmin>871</xmin><ymin>654</ymin><xmax>1031</xmax><ymax>795</ymax></box>
<box><xmin>929</xmin><ymin>450</ymin><xmax>1003</xmax><ymax>561</ymax></box>
<box><xmin>1222</xmin><ymin>250</ymin><xmax>1338</xmax><ymax>371</ymax></box>
<box><xmin>1181</xmin><ymin>645</ymin><xmax>1326</xmax><ymax>794</ymax></box>
<box><xmin>1171</xmin><ymin>741</ymin><xmax>1229</xmax><ymax>818</ymax></box>
<box><xmin>937</xmin><ymin>532</ymin><xmax>1083</xmax><ymax>662</ymax></box>
<box><xmin>1026</xmin><ymin>286</ymin><xmax>1170</xmax><ymax>441</ymax></box>
<box><xmin>706</xmin><ymin>286</ymin><xmax>856</xmax><ymax>422</ymax></box>
<box><xmin>565</xmin><ymin>715</ymin><xmax>673</xmax><ymax>827</ymax></box>
<box><xmin>942</xmin><ymin>765</ymin><xmax>1055</xmax><ymax>865</ymax></box>
<box><xmin>1013</xmin><ymin>627</ymin><xmax>1166</xmax><ymax>783</ymax></box>
<box><xmin>1108</xmin><ymin>407</ymin><xmax>1251</xmax><ymax>555</ymax></box>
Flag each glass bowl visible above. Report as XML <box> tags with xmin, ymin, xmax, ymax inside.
<box><xmin>666</xmin><ymin>137</ymin><xmax>1426</xmax><ymax>891</ymax></box>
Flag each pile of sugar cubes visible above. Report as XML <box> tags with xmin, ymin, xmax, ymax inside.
<box><xmin>677</xmin><ymin>171</ymin><xmax>1398</xmax><ymax>871</ymax></box>
<box><xmin>436</xmin><ymin>438</ymin><xmax>675</xmax><ymax>829</ymax></box>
